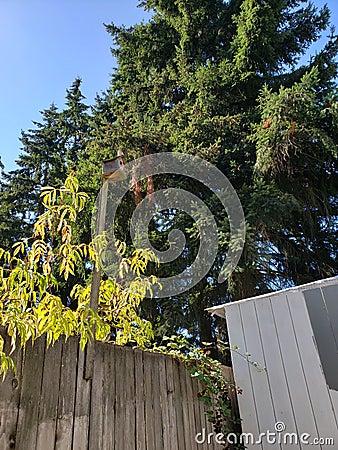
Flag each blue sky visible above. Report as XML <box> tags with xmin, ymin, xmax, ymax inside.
<box><xmin>0</xmin><ymin>0</ymin><xmax>150</xmax><ymax>171</ymax></box>
<box><xmin>0</xmin><ymin>0</ymin><xmax>337</xmax><ymax>172</ymax></box>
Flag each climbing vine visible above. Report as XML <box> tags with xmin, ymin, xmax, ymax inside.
<box><xmin>153</xmin><ymin>335</ymin><xmax>245</xmax><ymax>449</ymax></box>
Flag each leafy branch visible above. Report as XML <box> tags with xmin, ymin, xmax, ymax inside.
<box><xmin>0</xmin><ymin>175</ymin><xmax>158</xmax><ymax>377</ymax></box>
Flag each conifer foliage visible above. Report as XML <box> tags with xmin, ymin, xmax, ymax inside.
<box><xmin>1</xmin><ymin>1</ymin><xmax>337</xmax><ymax>344</ymax></box>
<box><xmin>98</xmin><ymin>0</ymin><xmax>337</xmax><ymax>342</ymax></box>
<box><xmin>0</xmin><ymin>79</ymin><xmax>91</xmax><ymax>249</ymax></box>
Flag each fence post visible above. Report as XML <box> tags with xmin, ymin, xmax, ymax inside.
<box><xmin>84</xmin><ymin>152</ymin><xmax>126</xmax><ymax>380</ymax></box>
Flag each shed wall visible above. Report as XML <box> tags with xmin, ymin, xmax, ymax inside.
<box><xmin>225</xmin><ymin>278</ymin><xmax>338</xmax><ymax>450</ymax></box>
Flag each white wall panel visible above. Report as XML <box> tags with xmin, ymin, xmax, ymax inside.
<box><xmin>226</xmin><ymin>303</ymin><xmax>263</xmax><ymax>450</ymax></box>
<box><xmin>287</xmin><ymin>290</ymin><xmax>338</xmax><ymax>449</ymax></box>
<box><xmin>239</xmin><ymin>300</ymin><xmax>278</xmax><ymax>449</ymax></box>
<box><xmin>222</xmin><ymin>278</ymin><xmax>338</xmax><ymax>450</ymax></box>
<box><xmin>254</xmin><ymin>296</ymin><xmax>299</xmax><ymax>450</ymax></box>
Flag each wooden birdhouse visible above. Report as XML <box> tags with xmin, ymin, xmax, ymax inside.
<box><xmin>102</xmin><ymin>152</ymin><xmax>126</xmax><ymax>181</ymax></box>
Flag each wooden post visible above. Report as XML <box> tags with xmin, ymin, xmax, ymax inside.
<box><xmin>85</xmin><ymin>153</ymin><xmax>126</xmax><ymax>380</ymax></box>
<box><xmin>89</xmin><ymin>180</ymin><xmax>108</xmax><ymax>313</ymax></box>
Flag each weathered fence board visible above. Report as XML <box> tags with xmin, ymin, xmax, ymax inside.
<box><xmin>36</xmin><ymin>339</ymin><xmax>63</xmax><ymax>450</ymax></box>
<box><xmin>134</xmin><ymin>349</ymin><xmax>146</xmax><ymax>449</ymax></box>
<box><xmin>72</xmin><ymin>344</ymin><xmax>90</xmax><ymax>450</ymax></box>
<box><xmin>173</xmin><ymin>358</ymin><xmax>185</xmax><ymax>450</ymax></box>
<box><xmin>55</xmin><ymin>336</ymin><xmax>78</xmax><ymax>450</ymax></box>
<box><xmin>0</xmin><ymin>330</ymin><xmax>23</xmax><ymax>450</ymax></box>
<box><xmin>16</xmin><ymin>336</ymin><xmax>46</xmax><ymax>450</ymax></box>
<box><xmin>143</xmin><ymin>350</ymin><xmax>158</xmax><ymax>450</ymax></box>
<box><xmin>88</xmin><ymin>341</ymin><xmax>106</xmax><ymax>450</ymax></box>
<box><xmin>164</xmin><ymin>355</ymin><xmax>179</xmax><ymax>449</ymax></box>
<box><xmin>0</xmin><ymin>334</ymin><xmax>237</xmax><ymax>449</ymax></box>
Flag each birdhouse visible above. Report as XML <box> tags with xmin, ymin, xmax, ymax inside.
<box><xmin>102</xmin><ymin>153</ymin><xmax>126</xmax><ymax>181</ymax></box>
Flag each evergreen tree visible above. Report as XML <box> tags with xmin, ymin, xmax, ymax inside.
<box><xmin>1</xmin><ymin>1</ymin><xmax>336</xmax><ymax>345</ymax></box>
<box><xmin>0</xmin><ymin>79</ymin><xmax>91</xmax><ymax>249</ymax></box>
<box><xmin>78</xmin><ymin>0</ymin><xmax>337</xmax><ymax>344</ymax></box>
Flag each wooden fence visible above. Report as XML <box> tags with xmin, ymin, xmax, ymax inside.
<box><xmin>0</xmin><ymin>334</ymin><xmax>238</xmax><ymax>449</ymax></box>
